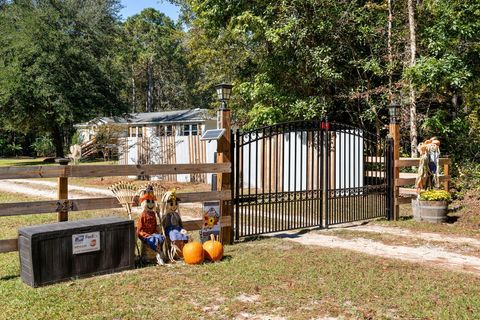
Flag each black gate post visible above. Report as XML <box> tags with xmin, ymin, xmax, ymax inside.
<box><xmin>385</xmin><ymin>137</ymin><xmax>395</xmax><ymax>220</ymax></box>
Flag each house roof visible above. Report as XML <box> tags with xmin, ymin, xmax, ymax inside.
<box><xmin>75</xmin><ymin>109</ymin><xmax>213</xmax><ymax>128</ymax></box>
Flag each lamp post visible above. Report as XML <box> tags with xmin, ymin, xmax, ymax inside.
<box><xmin>388</xmin><ymin>101</ymin><xmax>400</xmax><ymax>124</ymax></box>
<box><xmin>215</xmin><ymin>82</ymin><xmax>233</xmax><ymax>245</ymax></box>
<box><xmin>388</xmin><ymin>101</ymin><xmax>400</xmax><ymax>220</ymax></box>
<box><xmin>215</xmin><ymin>82</ymin><xmax>233</xmax><ymax>110</ymax></box>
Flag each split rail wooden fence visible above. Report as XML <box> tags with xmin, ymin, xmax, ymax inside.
<box><xmin>396</xmin><ymin>157</ymin><xmax>451</xmax><ymax>204</ymax></box>
<box><xmin>0</xmin><ymin>162</ymin><xmax>232</xmax><ymax>254</ymax></box>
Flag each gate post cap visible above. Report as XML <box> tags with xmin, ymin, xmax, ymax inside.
<box><xmin>55</xmin><ymin>158</ymin><xmax>71</xmax><ymax>165</ymax></box>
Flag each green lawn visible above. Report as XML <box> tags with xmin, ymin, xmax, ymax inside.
<box><xmin>1</xmin><ymin>237</ymin><xmax>480</xmax><ymax>319</ymax></box>
<box><xmin>1</xmin><ymin>161</ymin><xmax>479</xmax><ymax>318</ymax></box>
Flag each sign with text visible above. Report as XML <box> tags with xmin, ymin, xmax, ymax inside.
<box><xmin>72</xmin><ymin>232</ymin><xmax>100</xmax><ymax>254</ymax></box>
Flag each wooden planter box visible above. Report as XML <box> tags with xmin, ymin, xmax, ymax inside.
<box><xmin>412</xmin><ymin>199</ymin><xmax>448</xmax><ymax>223</ymax></box>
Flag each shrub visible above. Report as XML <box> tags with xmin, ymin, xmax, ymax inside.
<box><xmin>31</xmin><ymin>135</ymin><xmax>55</xmax><ymax>157</ymax></box>
<box><xmin>70</xmin><ymin>132</ymin><xmax>83</xmax><ymax>146</ymax></box>
<box><xmin>419</xmin><ymin>190</ymin><xmax>452</xmax><ymax>202</ymax></box>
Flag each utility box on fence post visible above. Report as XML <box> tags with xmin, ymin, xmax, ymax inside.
<box><xmin>18</xmin><ymin>217</ymin><xmax>135</xmax><ymax>287</ymax></box>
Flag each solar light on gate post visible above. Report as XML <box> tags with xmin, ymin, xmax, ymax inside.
<box><xmin>214</xmin><ymin>82</ymin><xmax>233</xmax><ymax>110</ymax></box>
<box><xmin>388</xmin><ymin>101</ymin><xmax>400</xmax><ymax>124</ymax></box>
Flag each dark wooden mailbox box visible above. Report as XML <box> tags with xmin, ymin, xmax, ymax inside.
<box><xmin>18</xmin><ymin>217</ymin><xmax>135</xmax><ymax>287</ymax></box>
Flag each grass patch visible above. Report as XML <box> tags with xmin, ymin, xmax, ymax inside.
<box><xmin>368</xmin><ymin>202</ymin><xmax>480</xmax><ymax>239</ymax></box>
<box><xmin>0</xmin><ymin>158</ymin><xmax>48</xmax><ymax>167</ymax></box>
<box><xmin>1</xmin><ymin>238</ymin><xmax>480</xmax><ymax>319</ymax></box>
<box><xmin>372</xmin><ymin>219</ymin><xmax>480</xmax><ymax>239</ymax></box>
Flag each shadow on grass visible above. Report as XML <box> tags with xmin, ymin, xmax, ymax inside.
<box><xmin>0</xmin><ymin>274</ymin><xmax>19</xmax><ymax>281</ymax></box>
<box><xmin>10</xmin><ymin>161</ymin><xmax>48</xmax><ymax>167</ymax></box>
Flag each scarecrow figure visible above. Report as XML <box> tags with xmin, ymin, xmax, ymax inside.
<box><xmin>159</xmin><ymin>189</ymin><xmax>189</xmax><ymax>262</ymax></box>
<box><xmin>136</xmin><ymin>185</ymin><xmax>165</xmax><ymax>265</ymax></box>
<box><xmin>415</xmin><ymin>142</ymin><xmax>430</xmax><ymax>194</ymax></box>
<box><xmin>416</xmin><ymin>138</ymin><xmax>441</xmax><ymax>195</ymax></box>
<box><xmin>427</xmin><ymin>138</ymin><xmax>441</xmax><ymax>189</ymax></box>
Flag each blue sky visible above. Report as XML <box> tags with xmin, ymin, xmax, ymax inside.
<box><xmin>119</xmin><ymin>0</ymin><xmax>180</xmax><ymax>21</ymax></box>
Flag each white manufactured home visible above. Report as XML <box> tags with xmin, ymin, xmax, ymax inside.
<box><xmin>75</xmin><ymin>109</ymin><xmax>219</xmax><ymax>183</ymax></box>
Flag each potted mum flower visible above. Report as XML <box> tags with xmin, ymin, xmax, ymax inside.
<box><xmin>412</xmin><ymin>190</ymin><xmax>451</xmax><ymax>223</ymax></box>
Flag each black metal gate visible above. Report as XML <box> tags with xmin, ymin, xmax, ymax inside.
<box><xmin>233</xmin><ymin>119</ymin><xmax>392</xmax><ymax>240</ymax></box>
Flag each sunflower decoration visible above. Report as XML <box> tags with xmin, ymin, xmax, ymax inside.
<box><xmin>203</xmin><ymin>207</ymin><xmax>219</xmax><ymax>228</ymax></box>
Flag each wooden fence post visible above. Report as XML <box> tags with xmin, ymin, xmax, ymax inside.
<box><xmin>217</xmin><ymin>109</ymin><xmax>233</xmax><ymax>245</ymax></box>
<box><xmin>389</xmin><ymin>122</ymin><xmax>400</xmax><ymax>220</ymax></box>
<box><xmin>444</xmin><ymin>158</ymin><xmax>449</xmax><ymax>192</ymax></box>
<box><xmin>56</xmin><ymin>158</ymin><xmax>70</xmax><ymax>222</ymax></box>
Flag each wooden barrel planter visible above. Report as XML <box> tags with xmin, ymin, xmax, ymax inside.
<box><xmin>412</xmin><ymin>199</ymin><xmax>448</xmax><ymax>223</ymax></box>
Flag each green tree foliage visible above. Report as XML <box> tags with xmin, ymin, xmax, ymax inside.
<box><xmin>0</xmin><ymin>0</ymin><xmax>126</xmax><ymax>156</ymax></box>
<box><xmin>118</xmin><ymin>8</ymin><xmax>203</xmax><ymax>113</ymax></box>
<box><xmin>178</xmin><ymin>0</ymin><xmax>480</xmax><ymax>162</ymax></box>
<box><xmin>181</xmin><ymin>0</ymin><xmax>396</xmax><ymax>131</ymax></box>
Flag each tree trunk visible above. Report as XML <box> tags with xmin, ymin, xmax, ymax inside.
<box><xmin>52</xmin><ymin>124</ymin><xmax>64</xmax><ymax>157</ymax></box>
<box><xmin>387</xmin><ymin>0</ymin><xmax>393</xmax><ymax>96</ymax></box>
<box><xmin>146</xmin><ymin>57</ymin><xmax>154</xmax><ymax>112</ymax></box>
<box><xmin>131</xmin><ymin>64</ymin><xmax>136</xmax><ymax>113</ymax></box>
<box><xmin>408</xmin><ymin>0</ymin><xmax>418</xmax><ymax>157</ymax></box>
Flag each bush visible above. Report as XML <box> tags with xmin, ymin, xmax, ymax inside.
<box><xmin>70</xmin><ymin>132</ymin><xmax>83</xmax><ymax>146</ymax></box>
<box><xmin>419</xmin><ymin>190</ymin><xmax>452</xmax><ymax>202</ymax></box>
<box><xmin>31</xmin><ymin>135</ymin><xmax>55</xmax><ymax>157</ymax></box>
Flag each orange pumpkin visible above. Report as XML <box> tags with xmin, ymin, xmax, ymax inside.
<box><xmin>183</xmin><ymin>241</ymin><xmax>204</xmax><ymax>265</ymax></box>
<box><xmin>203</xmin><ymin>234</ymin><xmax>223</xmax><ymax>262</ymax></box>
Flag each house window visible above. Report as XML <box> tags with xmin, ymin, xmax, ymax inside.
<box><xmin>180</xmin><ymin>124</ymin><xmax>199</xmax><ymax>136</ymax></box>
<box><xmin>130</xmin><ymin>126</ymin><xmax>143</xmax><ymax>137</ymax></box>
<box><xmin>166</xmin><ymin>125</ymin><xmax>173</xmax><ymax>136</ymax></box>
<box><xmin>156</xmin><ymin>125</ymin><xmax>165</xmax><ymax>136</ymax></box>
<box><xmin>182</xmin><ymin>124</ymin><xmax>190</xmax><ymax>136</ymax></box>
<box><xmin>191</xmin><ymin>124</ymin><xmax>198</xmax><ymax>136</ymax></box>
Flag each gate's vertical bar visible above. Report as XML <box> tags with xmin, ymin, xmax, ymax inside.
<box><xmin>359</xmin><ymin>131</ymin><xmax>362</xmax><ymax>221</ymax></box>
<box><xmin>323</xmin><ymin>118</ymin><xmax>330</xmax><ymax>228</ymax></box>
<box><xmin>319</xmin><ymin>120</ymin><xmax>324</xmax><ymax>227</ymax></box>
<box><xmin>293</xmin><ymin>123</ymin><xmax>297</xmax><ymax>228</ymax></box>
<box><xmin>247</xmin><ymin>132</ymin><xmax>251</xmax><ymax>236</ymax></box>
<box><xmin>385</xmin><ymin>137</ymin><xmax>394</xmax><ymax>220</ymax></box>
<box><xmin>307</xmin><ymin>127</ymin><xmax>315</xmax><ymax>226</ymax></box>
<box><xmin>235</xmin><ymin>129</ymin><xmax>240</xmax><ymax>240</ymax></box>
<box><xmin>299</xmin><ymin>127</ymin><xmax>304</xmax><ymax>227</ymax></box>
<box><xmin>310</xmin><ymin>127</ymin><xmax>315</xmax><ymax>226</ymax></box>
<box><xmin>255</xmin><ymin>129</ymin><xmax>259</xmax><ymax>235</ymax></box>
<box><xmin>268</xmin><ymin>127</ymin><xmax>273</xmax><ymax>233</ymax></box>
<box><xmin>342</xmin><ymin>127</ymin><xmax>346</xmax><ymax>224</ymax></box>
<box><xmin>282</xmin><ymin>124</ymin><xmax>286</xmax><ymax>231</ymax></box>
<box><xmin>262</xmin><ymin>127</ymin><xmax>266</xmax><ymax>234</ymax></box>
<box><xmin>275</xmin><ymin>128</ymin><xmax>279</xmax><ymax>231</ymax></box>
<box><xmin>286</xmin><ymin>123</ymin><xmax>290</xmax><ymax>230</ymax></box>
